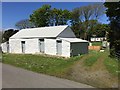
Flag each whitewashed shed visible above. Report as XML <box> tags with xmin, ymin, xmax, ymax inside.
<box><xmin>2</xmin><ymin>25</ymin><xmax>88</xmax><ymax>57</ymax></box>
<box><xmin>1</xmin><ymin>41</ymin><xmax>9</xmax><ymax>53</ymax></box>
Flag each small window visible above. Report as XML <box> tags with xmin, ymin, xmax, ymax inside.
<box><xmin>57</xmin><ymin>40</ymin><xmax>62</xmax><ymax>43</ymax></box>
<box><xmin>7</xmin><ymin>41</ymin><xmax>9</xmax><ymax>44</ymax></box>
<box><xmin>21</xmin><ymin>41</ymin><xmax>25</xmax><ymax>44</ymax></box>
<box><xmin>39</xmin><ymin>39</ymin><xmax>44</xmax><ymax>41</ymax></box>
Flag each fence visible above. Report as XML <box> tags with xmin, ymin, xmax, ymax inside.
<box><xmin>88</xmin><ymin>46</ymin><xmax>101</xmax><ymax>51</ymax></box>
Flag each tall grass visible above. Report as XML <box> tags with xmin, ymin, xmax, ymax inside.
<box><xmin>104</xmin><ymin>56</ymin><xmax>119</xmax><ymax>76</ymax></box>
<box><xmin>84</xmin><ymin>51</ymin><xmax>101</xmax><ymax>67</ymax></box>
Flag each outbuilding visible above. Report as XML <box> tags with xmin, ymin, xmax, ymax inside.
<box><xmin>2</xmin><ymin>25</ymin><xmax>88</xmax><ymax>57</ymax></box>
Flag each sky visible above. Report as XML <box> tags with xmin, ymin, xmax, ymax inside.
<box><xmin>2</xmin><ymin>2</ymin><xmax>109</xmax><ymax>30</ymax></box>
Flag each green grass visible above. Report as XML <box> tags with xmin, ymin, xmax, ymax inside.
<box><xmin>3</xmin><ymin>54</ymin><xmax>80</xmax><ymax>77</ymax></box>
<box><xmin>84</xmin><ymin>55</ymin><xmax>99</xmax><ymax>67</ymax></box>
<box><xmin>3</xmin><ymin>51</ymin><xmax>119</xmax><ymax>77</ymax></box>
<box><xmin>83</xmin><ymin>51</ymin><xmax>101</xmax><ymax>67</ymax></box>
<box><xmin>104</xmin><ymin>55</ymin><xmax>119</xmax><ymax>76</ymax></box>
<box><xmin>82</xmin><ymin>50</ymin><xmax>119</xmax><ymax>76</ymax></box>
<box><xmin>92</xmin><ymin>41</ymin><xmax>102</xmax><ymax>46</ymax></box>
<box><xmin>2</xmin><ymin>51</ymin><xmax>119</xmax><ymax>88</ymax></box>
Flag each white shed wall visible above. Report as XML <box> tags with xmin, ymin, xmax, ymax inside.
<box><xmin>44</xmin><ymin>39</ymin><xmax>57</xmax><ymax>55</ymax></box>
<box><xmin>9</xmin><ymin>38</ymin><xmax>88</xmax><ymax>57</ymax></box>
<box><xmin>9</xmin><ymin>38</ymin><xmax>39</xmax><ymax>54</ymax></box>
<box><xmin>1</xmin><ymin>42</ymin><xmax>8</xmax><ymax>53</ymax></box>
<box><xmin>9</xmin><ymin>39</ymin><xmax>21</xmax><ymax>53</ymax></box>
<box><xmin>61</xmin><ymin>40</ymin><xmax>70</xmax><ymax>57</ymax></box>
<box><xmin>24</xmin><ymin>39</ymin><xmax>39</xmax><ymax>54</ymax></box>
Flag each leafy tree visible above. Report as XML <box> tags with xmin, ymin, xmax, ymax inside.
<box><xmin>71</xmin><ymin>8</ymin><xmax>82</xmax><ymax>38</ymax></box>
<box><xmin>104</xmin><ymin>2</ymin><xmax>120</xmax><ymax>57</ymax></box>
<box><xmin>50</xmin><ymin>8</ymin><xmax>64</xmax><ymax>26</ymax></box>
<box><xmin>71</xmin><ymin>8</ymin><xmax>80</xmax><ymax>24</ymax></box>
<box><xmin>15</xmin><ymin>19</ymin><xmax>35</xmax><ymax>29</ymax></box>
<box><xmin>71</xmin><ymin>23</ymin><xmax>81</xmax><ymax>38</ymax></box>
<box><xmin>73</xmin><ymin>20</ymin><xmax>109</xmax><ymax>40</ymax></box>
<box><xmin>30</xmin><ymin>4</ymin><xmax>51</xmax><ymax>27</ymax></box>
<box><xmin>2</xmin><ymin>29</ymin><xmax>19</xmax><ymax>42</ymax></box>
<box><xmin>89</xmin><ymin>23</ymin><xmax>110</xmax><ymax>39</ymax></box>
<box><xmin>92</xmin><ymin>3</ymin><xmax>105</xmax><ymax>19</ymax></box>
<box><xmin>58</xmin><ymin>9</ymin><xmax>71</xmax><ymax>25</ymax></box>
<box><xmin>30</xmin><ymin>5</ymin><xmax>71</xmax><ymax>27</ymax></box>
<box><xmin>49</xmin><ymin>8</ymin><xmax>59</xmax><ymax>26</ymax></box>
<box><xmin>71</xmin><ymin>3</ymin><xmax>105</xmax><ymax>40</ymax></box>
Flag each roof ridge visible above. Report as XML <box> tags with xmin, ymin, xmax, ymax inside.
<box><xmin>21</xmin><ymin>25</ymin><xmax>68</xmax><ymax>30</ymax></box>
<box><xmin>10</xmin><ymin>25</ymin><xmax>69</xmax><ymax>39</ymax></box>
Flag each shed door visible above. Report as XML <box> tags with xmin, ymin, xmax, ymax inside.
<box><xmin>56</xmin><ymin>40</ymin><xmax>62</xmax><ymax>55</ymax></box>
<box><xmin>7</xmin><ymin>42</ymin><xmax>9</xmax><ymax>53</ymax></box>
<box><xmin>39</xmin><ymin>39</ymin><xmax>44</xmax><ymax>53</ymax></box>
<box><xmin>21</xmin><ymin>41</ymin><xmax>25</xmax><ymax>53</ymax></box>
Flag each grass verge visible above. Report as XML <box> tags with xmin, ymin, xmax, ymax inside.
<box><xmin>3</xmin><ymin>54</ymin><xmax>79</xmax><ymax>77</ymax></box>
<box><xmin>104</xmin><ymin>55</ymin><xmax>119</xmax><ymax>76</ymax></box>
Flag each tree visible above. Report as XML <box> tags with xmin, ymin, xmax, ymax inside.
<box><xmin>72</xmin><ymin>20</ymin><xmax>109</xmax><ymax>40</ymax></box>
<box><xmin>59</xmin><ymin>9</ymin><xmax>71</xmax><ymax>25</ymax></box>
<box><xmin>15</xmin><ymin>19</ymin><xmax>35</xmax><ymax>29</ymax></box>
<box><xmin>71</xmin><ymin>3</ymin><xmax>105</xmax><ymax>40</ymax></box>
<box><xmin>30</xmin><ymin>4</ymin><xmax>51</xmax><ymax>27</ymax></box>
<box><xmin>2</xmin><ymin>29</ymin><xmax>19</xmax><ymax>42</ymax></box>
<box><xmin>89</xmin><ymin>23</ymin><xmax>110</xmax><ymax>39</ymax></box>
<box><xmin>92</xmin><ymin>3</ymin><xmax>105</xmax><ymax>19</ymax></box>
<box><xmin>71</xmin><ymin>8</ymin><xmax>80</xmax><ymax>24</ymax></box>
<box><xmin>104</xmin><ymin>2</ymin><xmax>120</xmax><ymax>57</ymax></box>
<box><xmin>30</xmin><ymin>5</ymin><xmax>71</xmax><ymax>27</ymax></box>
<box><xmin>49</xmin><ymin>8</ymin><xmax>59</xmax><ymax>26</ymax></box>
<box><xmin>50</xmin><ymin>8</ymin><xmax>65</xmax><ymax>26</ymax></box>
<box><xmin>71</xmin><ymin>8</ymin><xmax>81</xmax><ymax>38</ymax></box>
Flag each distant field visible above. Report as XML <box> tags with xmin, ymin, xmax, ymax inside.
<box><xmin>3</xmin><ymin>51</ymin><xmax>119</xmax><ymax>88</ymax></box>
<box><xmin>92</xmin><ymin>41</ymin><xmax>102</xmax><ymax>46</ymax></box>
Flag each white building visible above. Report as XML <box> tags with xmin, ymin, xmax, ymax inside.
<box><xmin>1</xmin><ymin>25</ymin><xmax>88</xmax><ymax>57</ymax></box>
<box><xmin>90</xmin><ymin>37</ymin><xmax>106</xmax><ymax>42</ymax></box>
<box><xmin>1</xmin><ymin>42</ymin><xmax>9</xmax><ymax>53</ymax></box>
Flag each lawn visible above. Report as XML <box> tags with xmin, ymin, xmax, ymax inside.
<box><xmin>2</xmin><ymin>51</ymin><xmax>119</xmax><ymax>88</ymax></box>
<box><xmin>3</xmin><ymin>54</ymin><xmax>79</xmax><ymax>77</ymax></box>
<box><xmin>92</xmin><ymin>41</ymin><xmax>102</xmax><ymax>46</ymax></box>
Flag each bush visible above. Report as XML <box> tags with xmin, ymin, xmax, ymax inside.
<box><xmin>110</xmin><ymin>40</ymin><xmax>120</xmax><ymax>58</ymax></box>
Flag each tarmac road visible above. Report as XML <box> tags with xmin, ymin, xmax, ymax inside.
<box><xmin>2</xmin><ymin>63</ymin><xmax>93</xmax><ymax>88</ymax></box>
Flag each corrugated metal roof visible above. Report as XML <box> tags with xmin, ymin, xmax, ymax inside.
<box><xmin>10</xmin><ymin>25</ymin><xmax>68</xmax><ymax>39</ymax></box>
<box><xmin>59</xmin><ymin>38</ymin><xmax>88</xmax><ymax>43</ymax></box>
